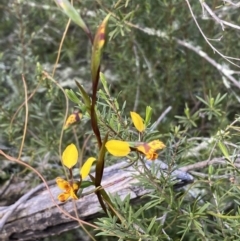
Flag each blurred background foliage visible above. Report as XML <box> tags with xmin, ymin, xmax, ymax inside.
<box><xmin>1</xmin><ymin>0</ymin><xmax>240</xmax><ymax>240</ymax></box>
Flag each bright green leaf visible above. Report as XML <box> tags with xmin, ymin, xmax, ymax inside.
<box><xmin>75</xmin><ymin>80</ymin><xmax>91</xmax><ymax>115</ymax></box>
<box><xmin>218</xmin><ymin>141</ymin><xmax>230</xmax><ymax>161</ymax></box>
<box><xmin>145</xmin><ymin>106</ymin><xmax>152</xmax><ymax>127</ymax></box>
<box><xmin>54</xmin><ymin>0</ymin><xmax>89</xmax><ymax>34</ymax></box>
<box><xmin>80</xmin><ymin>180</ymin><xmax>94</xmax><ymax>188</ymax></box>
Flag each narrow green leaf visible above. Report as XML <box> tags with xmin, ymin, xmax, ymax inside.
<box><xmin>145</xmin><ymin>106</ymin><xmax>152</xmax><ymax>126</ymax></box>
<box><xmin>197</xmin><ymin>202</ymin><xmax>210</xmax><ymax>214</ymax></box>
<box><xmin>100</xmin><ymin>72</ymin><xmax>109</xmax><ymax>95</ymax></box>
<box><xmin>80</xmin><ymin>180</ymin><xmax>94</xmax><ymax>189</ymax></box>
<box><xmin>207</xmin><ymin>211</ymin><xmax>238</xmax><ymax>219</ymax></box>
<box><xmin>65</xmin><ymin>89</ymin><xmax>80</xmax><ymax>104</ymax></box>
<box><xmin>147</xmin><ymin>216</ymin><xmax>157</xmax><ymax>233</ymax></box>
<box><xmin>103</xmin><ymin>194</ymin><xmax>126</xmax><ymax>223</ymax></box>
<box><xmin>208</xmin><ymin>165</ymin><xmax>214</xmax><ymax>176</ymax></box>
<box><xmin>54</xmin><ymin>0</ymin><xmax>89</xmax><ymax>34</ymax></box>
<box><xmin>196</xmin><ymin>96</ymin><xmax>208</xmax><ymax>106</ymax></box>
<box><xmin>75</xmin><ymin>80</ymin><xmax>91</xmax><ymax>115</ymax></box>
<box><xmin>218</xmin><ymin>141</ymin><xmax>230</xmax><ymax>160</ymax></box>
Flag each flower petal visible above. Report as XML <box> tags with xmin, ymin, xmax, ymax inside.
<box><xmin>58</xmin><ymin>192</ymin><xmax>70</xmax><ymax>202</ymax></box>
<box><xmin>135</xmin><ymin>140</ymin><xmax>165</xmax><ymax>161</ymax></box>
<box><xmin>145</xmin><ymin>149</ymin><xmax>158</xmax><ymax>161</ymax></box>
<box><xmin>105</xmin><ymin>140</ymin><xmax>131</xmax><ymax>156</ymax></box>
<box><xmin>80</xmin><ymin>157</ymin><xmax>96</xmax><ymax>179</ymax></box>
<box><xmin>72</xmin><ymin>181</ymin><xmax>80</xmax><ymax>191</ymax></box>
<box><xmin>56</xmin><ymin>177</ymin><xmax>71</xmax><ymax>191</ymax></box>
<box><xmin>70</xmin><ymin>188</ymin><xmax>78</xmax><ymax>200</ymax></box>
<box><xmin>130</xmin><ymin>112</ymin><xmax>145</xmax><ymax>132</ymax></box>
<box><xmin>64</xmin><ymin>113</ymin><xmax>82</xmax><ymax>129</ymax></box>
<box><xmin>62</xmin><ymin>143</ymin><xmax>78</xmax><ymax>169</ymax></box>
<box><xmin>136</xmin><ymin>145</ymin><xmax>158</xmax><ymax>160</ymax></box>
<box><xmin>148</xmin><ymin>140</ymin><xmax>166</xmax><ymax>150</ymax></box>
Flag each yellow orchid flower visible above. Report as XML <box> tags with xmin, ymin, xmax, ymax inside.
<box><xmin>56</xmin><ymin>177</ymin><xmax>79</xmax><ymax>202</ymax></box>
<box><xmin>105</xmin><ymin>139</ymin><xmax>165</xmax><ymax>161</ymax></box>
<box><xmin>130</xmin><ymin>111</ymin><xmax>145</xmax><ymax>132</ymax></box>
<box><xmin>135</xmin><ymin>140</ymin><xmax>166</xmax><ymax>161</ymax></box>
<box><xmin>57</xmin><ymin>144</ymin><xmax>96</xmax><ymax>202</ymax></box>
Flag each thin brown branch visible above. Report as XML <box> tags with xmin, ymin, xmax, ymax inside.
<box><xmin>176</xmin><ymin>39</ymin><xmax>240</xmax><ymax>89</ymax></box>
<box><xmin>185</xmin><ymin>0</ymin><xmax>240</xmax><ymax>68</ymax></box>
<box><xmin>180</xmin><ymin>157</ymin><xmax>240</xmax><ymax>172</ymax></box>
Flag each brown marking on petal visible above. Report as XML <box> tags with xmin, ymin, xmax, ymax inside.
<box><xmin>94</xmin><ymin>21</ymin><xmax>107</xmax><ymax>49</ymax></box>
<box><xmin>56</xmin><ymin>177</ymin><xmax>69</xmax><ymax>190</ymax></box>
<box><xmin>63</xmin><ymin>183</ymin><xmax>71</xmax><ymax>191</ymax></box>
<box><xmin>64</xmin><ymin>112</ymin><xmax>82</xmax><ymax>129</ymax></box>
<box><xmin>143</xmin><ymin>148</ymin><xmax>158</xmax><ymax>160</ymax></box>
<box><xmin>97</xmin><ymin>33</ymin><xmax>105</xmax><ymax>48</ymax></box>
<box><xmin>98</xmin><ymin>32</ymin><xmax>105</xmax><ymax>39</ymax></box>
<box><xmin>136</xmin><ymin>143</ymin><xmax>151</xmax><ymax>154</ymax></box>
<box><xmin>58</xmin><ymin>192</ymin><xmax>70</xmax><ymax>202</ymax></box>
<box><xmin>74</xmin><ymin>112</ymin><xmax>82</xmax><ymax>122</ymax></box>
<box><xmin>98</xmin><ymin>24</ymin><xmax>106</xmax><ymax>35</ymax></box>
<box><xmin>150</xmin><ymin>152</ymin><xmax>158</xmax><ymax>160</ymax></box>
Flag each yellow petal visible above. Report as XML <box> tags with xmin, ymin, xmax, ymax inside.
<box><xmin>56</xmin><ymin>177</ymin><xmax>71</xmax><ymax>191</ymax></box>
<box><xmin>72</xmin><ymin>181</ymin><xmax>80</xmax><ymax>191</ymax></box>
<box><xmin>62</xmin><ymin>143</ymin><xmax>78</xmax><ymax>169</ymax></box>
<box><xmin>148</xmin><ymin>140</ymin><xmax>166</xmax><ymax>150</ymax></box>
<box><xmin>130</xmin><ymin>112</ymin><xmax>145</xmax><ymax>132</ymax></box>
<box><xmin>64</xmin><ymin>113</ymin><xmax>82</xmax><ymax>129</ymax></box>
<box><xmin>105</xmin><ymin>140</ymin><xmax>131</xmax><ymax>156</ymax></box>
<box><xmin>58</xmin><ymin>192</ymin><xmax>70</xmax><ymax>202</ymax></box>
<box><xmin>80</xmin><ymin>157</ymin><xmax>96</xmax><ymax>179</ymax></box>
<box><xmin>136</xmin><ymin>143</ymin><xmax>150</xmax><ymax>155</ymax></box>
<box><xmin>135</xmin><ymin>140</ymin><xmax>165</xmax><ymax>161</ymax></box>
<box><xmin>145</xmin><ymin>149</ymin><xmax>158</xmax><ymax>161</ymax></box>
<box><xmin>136</xmin><ymin>145</ymin><xmax>158</xmax><ymax>160</ymax></box>
<box><xmin>70</xmin><ymin>188</ymin><xmax>78</xmax><ymax>200</ymax></box>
